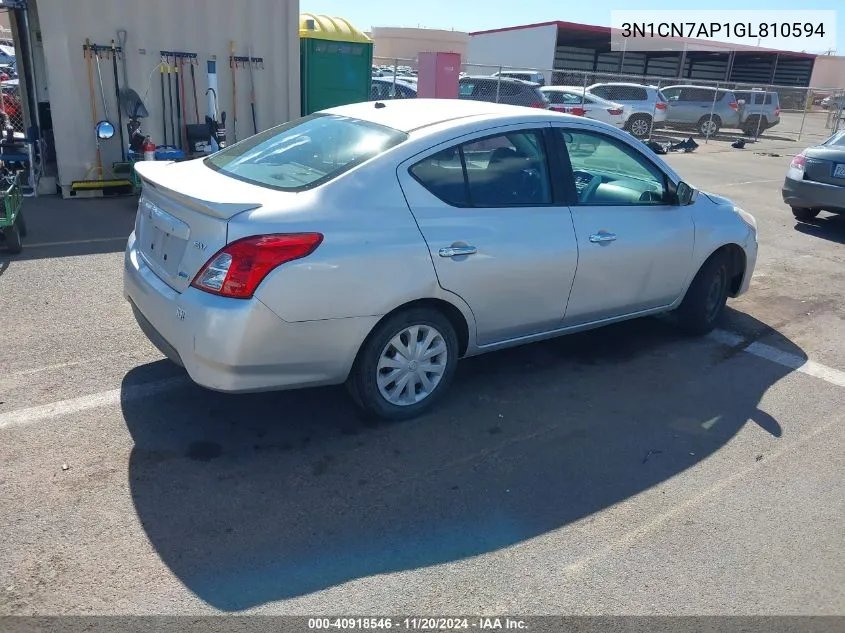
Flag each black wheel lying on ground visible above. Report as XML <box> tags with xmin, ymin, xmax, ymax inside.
<box><xmin>347</xmin><ymin>307</ymin><xmax>459</xmax><ymax>421</ymax></box>
<box><xmin>676</xmin><ymin>252</ymin><xmax>731</xmax><ymax>336</ymax></box>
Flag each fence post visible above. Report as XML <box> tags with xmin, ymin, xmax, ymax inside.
<box><xmin>392</xmin><ymin>58</ymin><xmax>397</xmax><ymax>94</ymax></box>
<box><xmin>647</xmin><ymin>78</ymin><xmax>660</xmax><ymax>142</ymax></box>
<box><xmin>705</xmin><ymin>81</ymin><xmax>720</xmax><ymax>143</ymax></box>
<box><xmin>753</xmin><ymin>87</ymin><xmax>766</xmax><ymax>140</ymax></box>
<box><xmin>798</xmin><ymin>87</ymin><xmax>810</xmax><ymax>141</ymax></box>
<box><xmin>495</xmin><ymin>66</ymin><xmax>502</xmax><ymax>103</ymax></box>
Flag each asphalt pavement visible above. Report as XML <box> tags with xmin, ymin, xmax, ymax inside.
<box><xmin>1</xmin><ymin>145</ymin><xmax>843</xmax><ymax>615</ymax></box>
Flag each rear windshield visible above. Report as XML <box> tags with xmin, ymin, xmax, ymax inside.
<box><xmin>204</xmin><ymin>113</ymin><xmax>408</xmax><ymax>191</ymax></box>
<box><xmin>823</xmin><ymin>130</ymin><xmax>845</xmax><ymax>147</ymax></box>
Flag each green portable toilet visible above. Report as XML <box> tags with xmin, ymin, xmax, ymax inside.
<box><xmin>300</xmin><ymin>13</ymin><xmax>374</xmax><ymax>115</ymax></box>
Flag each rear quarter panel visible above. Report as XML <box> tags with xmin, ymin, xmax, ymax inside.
<box><xmin>237</xmin><ymin>162</ymin><xmax>445</xmax><ymax>323</ymax></box>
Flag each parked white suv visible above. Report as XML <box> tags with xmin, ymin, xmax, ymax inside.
<box><xmin>586</xmin><ymin>82</ymin><xmax>668</xmax><ymax>138</ymax></box>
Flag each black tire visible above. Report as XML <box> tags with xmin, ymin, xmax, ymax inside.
<box><xmin>791</xmin><ymin>207</ymin><xmax>820</xmax><ymax>221</ymax></box>
<box><xmin>17</xmin><ymin>208</ymin><xmax>26</xmax><ymax>237</ymax></box>
<box><xmin>698</xmin><ymin>115</ymin><xmax>721</xmax><ymax>137</ymax></box>
<box><xmin>346</xmin><ymin>307</ymin><xmax>459</xmax><ymax>421</ymax></box>
<box><xmin>676</xmin><ymin>252</ymin><xmax>730</xmax><ymax>336</ymax></box>
<box><xmin>742</xmin><ymin>115</ymin><xmax>767</xmax><ymax>136</ymax></box>
<box><xmin>626</xmin><ymin>114</ymin><xmax>653</xmax><ymax>139</ymax></box>
<box><xmin>3</xmin><ymin>217</ymin><xmax>22</xmax><ymax>254</ymax></box>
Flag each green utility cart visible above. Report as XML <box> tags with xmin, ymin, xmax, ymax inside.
<box><xmin>0</xmin><ymin>172</ymin><xmax>24</xmax><ymax>254</ymax></box>
<box><xmin>300</xmin><ymin>13</ymin><xmax>373</xmax><ymax>116</ymax></box>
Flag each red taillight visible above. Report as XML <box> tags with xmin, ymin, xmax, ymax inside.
<box><xmin>655</xmin><ymin>102</ymin><xmax>667</xmax><ymax>110</ymax></box>
<box><xmin>729</xmin><ymin>101</ymin><xmax>739</xmax><ymax>111</ymax></box>
<box><xmin>191</xmin><ymin>233</ymin><xmax>324</xmax><ymax>299</ymax></box>
<box><xmin>551</xmin><ymin>106</ymin><xmax>585</xmax><ymax>116</ymax></box>
<box><xmin>531</xmin><ymin>101</ymin><xmax>549</xmax><ymax>109</ymax></box>
<box><xmin>607</xmin><ymin>108</ymin><xmax>623</xmax><ymax>116</ymax></box>
<box><xmin>775</xmin><ymin>107</ymin><xmax>780</xmax><ymax>116</ymax></box>
<box><xmin>789</xmin><ymin>153</ymin><xmax>806</xmax><ymax>170</ymax></box>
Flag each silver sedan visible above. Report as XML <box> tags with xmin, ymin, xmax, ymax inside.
<box><xmin>125</xmin><ymin>99</ymin><xmax>758</xmax><ymax>420</ymax></box>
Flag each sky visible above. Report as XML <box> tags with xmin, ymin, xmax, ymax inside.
<box><xmin>301</xmin><ymin>0</ymin><xmax>844</xmax><ymax>54</ymax></box>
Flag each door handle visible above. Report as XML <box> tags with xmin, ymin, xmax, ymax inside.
<box><xmin>439</xmin><ymin>245</ymin><xmax>477</xmax><ymax>258</ymax></box>
<box><xmin>589</xmin><ymin>232</ymin><xmax>617</xmax><ymax>243</ymax></box>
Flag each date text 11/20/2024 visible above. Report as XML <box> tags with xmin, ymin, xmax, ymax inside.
<box><xmin>307</xmin><ymin>618</ymin><xmax>528</xmax><ymax>630</ymax></box>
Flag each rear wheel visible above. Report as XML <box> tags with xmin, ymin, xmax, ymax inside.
<box><xmin>347</xmin><ymin>308</ymin><xmax>459</xmax><ymax>421</ymax></box>
<box><xmin>791</xmin><ymin>207</ymin><xmax>820</xmax><ymax>221</ymax></box>
<box><xmin>676</xmin><ymin>252</ymin><xmax>730</xmax><ymax>335</ymax></box>
<box><xmin>742</xmin><ymin>115</ymin><xmax>767</xmax><ymax>136</ymax></box>
<box><xmin>698</xmin><ymin>116</ymin><xmax>721</xmax><ymax>136</ymax></box>
<box><xmin>626</xmin><ymin>114</ymin><xmax>653</xmax><ymax>139</ymax></box>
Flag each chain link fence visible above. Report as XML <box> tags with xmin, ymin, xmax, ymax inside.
<box><xmin>0</xmin><ymin>77</ymin><xmax>24</xmax><ymax>132</ymax></box>
<box><xmin>370</xmin><ymin>56</ymin><xmax>845</xmax><ymax>145</ymax></box>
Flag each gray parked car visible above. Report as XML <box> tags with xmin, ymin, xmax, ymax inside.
<box><xmin>782</xmin><ymin>129</ymin><xmax>845</xmax><ymax>221</ymax></box>
<box><xmin>459</xmin><ymin>76</ymin><xmax>551</xmax><ymax>109</ymax></box>
<box><xmin>733</xmin><ymin>90</ymin><xmax>781</xmax><ymax>136</ymax></box>
<box><xmin>661</xmin><ymin>85</ymin><xmax>741</xmax><ymax>136</ymax></box>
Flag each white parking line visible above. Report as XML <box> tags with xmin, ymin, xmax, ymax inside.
<box><xmin>0</xmin><ymin>329</ymin><xmax>843</xmax><ymax>429</ymax></box>
<box><xmin>744</xmin><ymin>341</ymin><xmax>845</xmax><ymax>388</ymax></box>
<box><xmin>0</xmin><ymin>377</ymin><xmax>187</xmax><ymax>430</ymax></box>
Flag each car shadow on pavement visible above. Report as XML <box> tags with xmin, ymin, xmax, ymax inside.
<box><xmin>0</xmin><ymin>195</ymin><xmax>137</xmax><ymax>262</ymax></box>
<box><xmin>794</xmin><ymin>214</ymin><xmax>845</xmax><ymax>245</ymax></box>
<box><xmin>121</xmin><ymin>310</ymin><xmax>799</xmax><ymax>611</ymax></box>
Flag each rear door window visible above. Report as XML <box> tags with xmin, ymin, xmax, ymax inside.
<box><xmin>205</xmin><ymin>113</ymin><xmax>408</xmax><ymax>191</ymax></box>
<box><xmin>410</xmin><ymin>130</ymin><xmax>553</xmax><ymax>208</ymax></box>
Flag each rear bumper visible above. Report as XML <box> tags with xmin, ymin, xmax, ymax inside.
<box><xmin>782</xmin><ymin>176</ymin><xmax>845</xmax><ymax>213</ymax></box>
<box><xmin>123</xmin><ymin>232</ymin><xmax>379</xmax><ymax>393</ymax></box>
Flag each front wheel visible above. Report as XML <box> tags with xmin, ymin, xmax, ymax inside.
<box><xmin>347</xmin><ymin>308</ymin><xmax>459</xmax><ymax>421</ymax></box>
<box><xmin>791</xmin><ymin>207</ymin><xmax>820</xmax><ymax>221</ymax></box>
<box><xmin>676</xmin><ymin>253</ymin><xmax>730</xmax><ymax>336</ymax></box>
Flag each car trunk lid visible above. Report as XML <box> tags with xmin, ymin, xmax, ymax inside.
<box><xmin>801</xmin><ymin>147</ymin><xmax>845</xmax><ymax>187</ymax></box>
<box><xmin>133</xmin><ymin>159</ymin><xmax>270</xmax><ymax>293</ymax></box>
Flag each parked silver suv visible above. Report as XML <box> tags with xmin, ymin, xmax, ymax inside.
<box><xmin>733</xmin><ymin>90</ymin><xmax>781</xmax><ymax>136</ymax></box>
<box><xmin>586</xmin><ymin>82</ymin><xmax>668</xmax><ymax>138</ymax></box>
<box><xmin>661</xmin><ymin>85</ymin><xmax>740</xmax><ymax>136</ymax></box>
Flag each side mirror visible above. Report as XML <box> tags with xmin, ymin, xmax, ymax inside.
<box><xmin>676</xmin><ymin>181</ymin><xmax>698</xmax><ymax>206</ymax></box>
<box><xmin>96</xmin><ymin>120</ymin><xmax>115</xmax><ymax>140</ymax></box>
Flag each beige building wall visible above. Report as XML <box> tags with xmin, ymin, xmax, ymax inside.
<box><xmin>809</xmin><ymin>55</ymin><xmax>845</xmax><ymax>89</ymax></box>
<box><xmin>34</xmin><ymin>0</ymin><xmax>300</xmax><ymax>194</ymax></box>
<box><xmin>371</xmin><ymin>27</ymin><xmax>468</xmax><ymax>65</ymax></box>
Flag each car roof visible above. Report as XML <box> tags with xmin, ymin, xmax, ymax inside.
<box><xmin>321</xmin><ymin>98</ymin><xmax>547</xmax><ymax>133</ymax></box>
<box><xmin>542</xmin><ymin>85</ymin><xmax>587</xmax><ymax>92</ymax></box>
<box><xmin>588</xmin><ymin>82</ymin><xmax>652</xmax><ymax>88</ymax></box>
<box><xmin>662</xmin><ymin>84</ymin><xmax>734</xmax><ymax>92</ymax></box>
<box><xmin>462</xmin><ymin>75</ymin><xmax>537</xmax><ymax>85</ymax></box>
